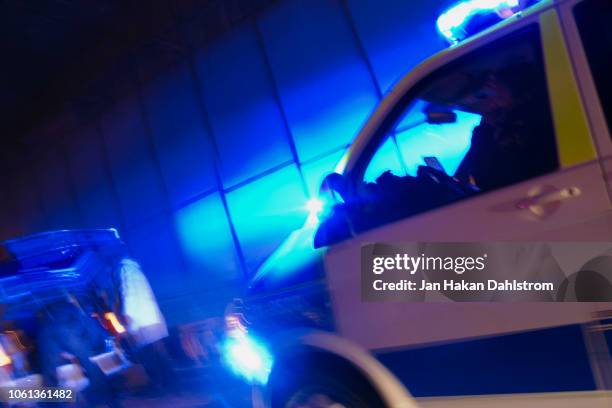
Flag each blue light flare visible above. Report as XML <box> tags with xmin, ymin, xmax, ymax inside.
<box><xmin>221</xmin><ymin>332</ymin><xmax>274</xmax><ymax>385</ymax></box>
<box><xmin>305</xmin><ymin>197</ymin><xmax>326</xmax><ymax>226</ymax></box>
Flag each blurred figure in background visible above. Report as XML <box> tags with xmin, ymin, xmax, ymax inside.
<box><xmin>107</xmin><ymin>257</ymin><xmax>171</xmax><ymax>393</ymax></box>
<box><xmin>37</xmin><ymin>295</ymin><xmax>121</xmax><ymax>407</ymax></box>
<box><xmin>69</xmin><ymin>251</ymin><xmax>171</xmax><ymax>397</ymax></box>
<box><xmin>1</xmin><ymin>230</ymin><xmax>172</xmax><ymax>404</ymax></box>
<box><xmin>455</xmin><ymin>65</ymin><xmax>557</xmax><ymax>190</ymax></box>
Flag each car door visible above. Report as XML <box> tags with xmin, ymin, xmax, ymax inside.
<box><xmin>558</xmin><ymin>0</ymin><xmax>612</xmax><ymax>201</ymax></box>
<box><xmin>559</xmin><ymin>0</ymin><xmax>612</xmax><ymax>389</ymax></box>
<box><xmin>322</xmin><ymin>10</ymin><xmax>612</xmax><ymax>351</ymax></box>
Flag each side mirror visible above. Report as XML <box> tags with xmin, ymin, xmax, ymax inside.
<box><xmin>319</xmin><ymin>172</ymin><xmax>350</xmax><ymax>204</ymax></box>
<box><xmin>314</xmin><ymin>172</ymin><xmax>353</xmax><ymax>248</ymax></box>
<box><xmin>424</xmin><ymin>103</ymin><xmax>457</xmax><ymax>125</ymax></box>
<box><xmin>426</xmin><ymin>110</ymin><xmax>457</xmax><ymax>124</ymax></box>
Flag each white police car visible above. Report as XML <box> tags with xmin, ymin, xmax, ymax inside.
<box><xmin>223</xmin><ymin>0</ymin><xmax>612</xmax><ymax>406</ymax></box>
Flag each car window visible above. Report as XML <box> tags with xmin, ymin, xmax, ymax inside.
<box><xmin>395</xmin><ymin>101</ymin><xmax>481</xmax><ymax>177</ymax></box>
<box><xmin>351</xmin><ymin>25</ymin><xmax>559</xmax><ymax>230</ymax></box>
<box><xmin>365</xmin><ymin>25</ymin><xmax>558</xmax><ymax>185</ymax></box>
<box><xmin>574</xmin><ymin>0</ymin><xmax>612</xmax><ymax>134</ymax></box>
<box><xmin>363</xmin><ymin>99</ymin><xmax>481</xmax><ymax>183</ymax></box>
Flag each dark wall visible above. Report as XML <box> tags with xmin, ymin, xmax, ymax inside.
<box><xmin>2</xmin><ymin>0</ymin><xmax>449</xmax><ymax>324</ymax></box>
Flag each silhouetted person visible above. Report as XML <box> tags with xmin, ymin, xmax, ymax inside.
<box><xmin>456</xmin><ymin>68</ymin><xmax>557</xmax><ymax>190</ymax></box>
<box><xmin>37</xmin><ymin>297</ymin><xmax>121</xmax><ymax>407</ymax></box>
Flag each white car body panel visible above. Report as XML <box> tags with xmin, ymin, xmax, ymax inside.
<box><xmin>324</xmin><ymin>0</ymin><xmax>612</xmax><ymax>351</ymax></box>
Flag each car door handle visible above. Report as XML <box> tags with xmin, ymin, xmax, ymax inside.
<box><xmin>516</xmin><ymin>186</ymin><xmax>581</xmax><ymax>210</ymax></box>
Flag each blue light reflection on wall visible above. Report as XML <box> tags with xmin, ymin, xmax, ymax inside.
<box><xmin>126</xmin><ymin>215</ymin><xmax>188</xmax><ymax>299</ymax></box>
<box><xmin>346</xmin><ymin>0</ymin><xmax>448</xmax><ymax>91</ymax></box>
<box><xmin>258</xmin><ymin>0</ymin><xmax>379</xmax><ymax>161</ymax></box>
<box><xmin>100</xmin><ymin>97</ymin><xmax>167</xmax><ymax>226</ymax></box>
<box><xmin>142</xmin><ymin>62</ymin><xmax>217</xmax><ymax>206</ymax></box>
<box><xmin>175</xmin><ymin>193</ymin><xmax>242</xmax><ymax>285</ymax></box>
<box><xmin>226</xmin><ymin>165</ymin><xmax>307</xmax><ymax>272</ymax></box>
<box><xmin>66</xmin><ymin>127</ymin><xmax>122</xmax><ymax>229</ymax></box>
<box><xmin>7</xmin><ymin>0</ymin><xmax>479</xmax><ymax>319</ymax></box>
<box><xmin>197</xmin><ymin>24</ymin><xmax>294</xmax><ymax>188</ymax></box>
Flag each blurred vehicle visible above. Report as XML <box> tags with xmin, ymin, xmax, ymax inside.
<box><xmin>0</xmin><ymin>228</ymin><xmax>167</xmax><ymax>406</ymax></box>
<box><xmin>221</xmin><ymin>0</ymin><xmax>612</xmax><ymax>407</ymax></box>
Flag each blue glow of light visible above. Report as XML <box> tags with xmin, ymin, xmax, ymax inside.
<box><xmin>221</xmin><ymin>333</ymin><xmax>273</xmax><ymax>385</ymax></box>
<box><xmin>364</xmin><ymin>137</ymin><xmax>406</xmax><ymax>183</ymax></box>
<box><xmin>364</xmin><ymin>108</ymin><xmax>481</xmax><ymax>182</ymax></box>
<box><xmin>258</xmin><ymin>0</ymin><xmax>379</xmax><ymax>161</ymax></box>
<box><xmin>226</xmin><ymin>165</ymin><xmax>307</xmax><ymax>271</ymax></box>
<box><xmin>396</xmin><ymin>110</ymin><xmax>481</xmax><ymax>176</ymax></box>
<box><xmin>142</xmin><ymin>62</ymin><xmax>217</xmax><ymax>205</ymax></box>
<box><xmin>436</xmin><ymin>0</ymin><xmax>520</xmax><ymax>43</ymax></box>
<box><xmin>175</xmin><ymin>194</ymin><xmax>242</xmax><ymax>283</ymax></box>
<box><xmin>198</xmin><ymin>25</ymin><xmax>294</xmax><ymax>187</ymax></box>
<box><xmin>302</xmin><ymin>149</ymin><xmax>346</xmax><ymax>197</ymax></box>
<box><xmin>305</xmin><ymin>197</ymin><xmax>326</xmax><ymax>226</ymax></box>
<box><xmin>251</xmin><ymin>223</ymin><xmax>324</xmax><ymax>287</ymax></box>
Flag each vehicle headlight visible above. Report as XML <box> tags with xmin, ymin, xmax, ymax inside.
<box><xmin>222</xmin><ymin>308</ymin><xmax>273</xmax><ymax>385</ymax></box>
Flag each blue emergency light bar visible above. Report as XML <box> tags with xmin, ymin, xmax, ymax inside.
<box><xmin>436</xmin><ymin>0</ymin><xmax>540</xmax><ymax>44</ymax></box>
<box><xmin>0</xmin><ymin>229</ymin><xmax>125</xmax><ymax>316</ymax></box>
